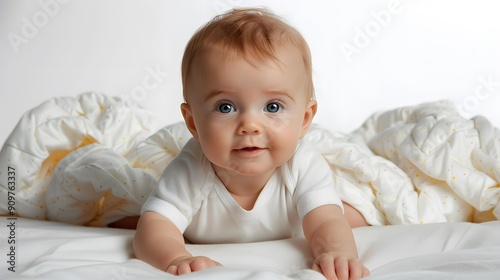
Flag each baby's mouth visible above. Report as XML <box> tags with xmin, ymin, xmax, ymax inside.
<box><xmin>234</xmin><ymin>146</ymin><xmax>265</xmax><ymax>155</ymax></box>
<box><xmin>240</xmin><ymin>147</ymin><xmax>260</xmax><ymax>151</ymax></box>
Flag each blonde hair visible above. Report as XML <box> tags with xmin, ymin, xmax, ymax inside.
<box><xmin>181</xmin><ymin>8</ymin><xmax>314</xmax><ymax>101</ymax></box>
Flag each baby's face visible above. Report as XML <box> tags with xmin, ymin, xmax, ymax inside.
<box><xmin>183</xmin><ymin>46</ymin><xmax>315</xmax><ymax>178</ymax></box>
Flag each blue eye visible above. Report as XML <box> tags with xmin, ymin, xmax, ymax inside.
<box><xmin>217</xmin><ymin>103</ymin><xmax>234</xmax><ymax>113</ymax></box>
<box><xmin>265</xmin><ymin>102</ymin><xmax>282</xmax><ymax>113</ymax></box>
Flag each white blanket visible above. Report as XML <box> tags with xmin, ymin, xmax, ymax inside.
<box><xmin>313</xmin><ymin>100</ymin><xmax>500</xmax><ymax>225</ymax></box>
<box><xmin>1</xmin><ymin>217</ymin><xmax>500</xmax><ymax>279</ymax></box>
<box><xmin>1</xmin><ymin>93</ymin><xmax>500</xmax><ymax>227</ymax></box>
<box><xmin>352</xmin><ymin>100</ymin><xmax>500</xmax><ymax>224</ymax></box>
<box><xmin>0</xmin><ymin>92</ymin><xmax>165</xmax><ymax>226</ymax></box>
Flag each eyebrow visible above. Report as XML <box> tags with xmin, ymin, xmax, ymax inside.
<box><xmin>204</xmin><ymin>90</ymin><xmax>232</xmax><ymax>102</ymax></box>
<box><xmin>205</xmin><ymin>89</ymin><xmax>295</xmax><ymax>102</ymax></box>
<box><xmin>264</xmin><ymin>90</ymin><xmax>295</xmax><ymax>101</ymax></box>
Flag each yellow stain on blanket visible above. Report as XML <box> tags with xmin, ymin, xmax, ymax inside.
<box><xmin>39</xmin><ymin>136</ymin><xmax>97</xmax><ymax>177</ymax></box>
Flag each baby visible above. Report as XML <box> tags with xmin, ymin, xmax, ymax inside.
<box><xmin>133</xmin><ymin>8</ymin><xmax>369</xmax><ymax>280</ymax></box>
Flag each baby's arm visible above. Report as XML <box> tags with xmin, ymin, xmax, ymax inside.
<box><xmin>133</xmin><ymin>211</ymin><xmax>221</xmax><ymax>274</ymax></box>
<box><xmin>303</xmin><ymin>205</ymin><xmax>369</xmax><ymax>280</ymax></box>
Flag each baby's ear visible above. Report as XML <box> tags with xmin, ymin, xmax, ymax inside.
<box><xmin>299</xmin><ymin>100</ymin><xmax>317</xmax><ymax>138</ymax></box>
<box><xmin>181</xmin><ymin>103</ymin><xmax>199</xmax><ymax>140</ymax></box>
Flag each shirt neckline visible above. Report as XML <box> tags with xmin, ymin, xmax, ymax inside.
<box><xmin>210</xmin><ymin>166</ymin><xmax>279</xmax><ymax>220</ymax></box>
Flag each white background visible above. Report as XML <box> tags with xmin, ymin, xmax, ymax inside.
<box><xmin>1</xmin><ymin>0</ymin><xmax>500</xmax><ymax>146</ymax></box>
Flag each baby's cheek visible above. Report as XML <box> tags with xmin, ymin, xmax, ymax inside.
<box><xmin>266</xmin><ymin>113</ymin><xmax>297</xmax><ymax>131</ymax></box>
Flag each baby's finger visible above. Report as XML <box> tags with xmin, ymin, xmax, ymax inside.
<box><xmin>190</xmin><ymin>258</ymin><xmax>222</xmax><ymax>272</ymax></box>
<box><xmin>334</xmin><ymin>257</ymin><xmax>349</xmax><ymax>280</ymax></box>
<box><xmin>311</xmin><ymin>261</ymin><xmax>321</xmax><ymax>274</ymax></box>
<box><xmin>346</xmin><ymin>260</ymin><xmax>364</xmax><ymax>279</ymax></box>
<box><xmin>177</xmin><ymin>262</ymin><xmax>192</xmax><ymax>275</ymax></box>
<box><xmin>166</xmin><ymin>265</ymin><xmax>178</xmax><ymax>275</ymax></box>
<box><xmin>362</xmin><ymin>266</ymin><xmax>370</xmax><ymax>277</ymax></box>
<box><xmin>190</xmin><ymin>258</ymin><xmax>209</xmax><ymax>272</ymax></box>
<box><xmin>315</xmin><ymin>256</ymin><xmax>337</xmax><ymax>280</ymax></box>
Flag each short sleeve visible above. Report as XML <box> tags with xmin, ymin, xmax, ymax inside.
<box><xmin>284</xmin><ymin>141</ymin><xmax>343</xmax><ymax>220</ymax></box>
<box><xmin>141</xmin><ymin>139</ymin><xmax>211</xmax><ymax>232</ymax></box>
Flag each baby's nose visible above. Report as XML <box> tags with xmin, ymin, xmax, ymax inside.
<box><xmin>237</xmin><ymin>113</ymin><xmax>263</xmax><ymax>135</ymax></box>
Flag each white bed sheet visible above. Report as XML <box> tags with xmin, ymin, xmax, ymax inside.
<box><xmin>1</xmin><ymin>217</ymin><xmax>500</xmax><ymax>280</ymax></box>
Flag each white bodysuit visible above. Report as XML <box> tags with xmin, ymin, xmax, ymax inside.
<box><xmin>141</xmin><ymin>138</ymin><xmax>343</xmax><ymax>244</ymax></box>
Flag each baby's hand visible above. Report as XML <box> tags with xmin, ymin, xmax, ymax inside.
<box><xmin>166</xmin><ymin>255</ymin><xmax>222</xmax><ymax>275</ymax></box>
<box><xmin>312</xmin><ymin>252</ymin><xmax>369</xmax><ymax>280</ymax></box>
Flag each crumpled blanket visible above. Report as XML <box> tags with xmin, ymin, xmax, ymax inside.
<box><xmin>1</xmin><ymin>93</ymin><xmax>499</xmax><ymax>226</ymax></box>
<box><xmin>0</xmin><ymin>92</ymin><xmax>171</xmax><ymax>226</ymax></box>
<box><xmin>315</xmin><ymin>100</ymin><xmax>500</xmax><ymax>225</ymax></box>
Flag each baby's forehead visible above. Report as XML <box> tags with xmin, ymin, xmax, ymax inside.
<box><xmin>195</xmin><ymin>44</ymin><xmax>304</xmax><ymax>72</ymax></box>
<box><xmin>185</xmin><ymin>51</ymin><xmax>311</xmax><ymax>102</ymax></box>
<box><xmin>188</xmin><ymin>52</ymin><xmax>307</xmax><ymax>98</ymax></box>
